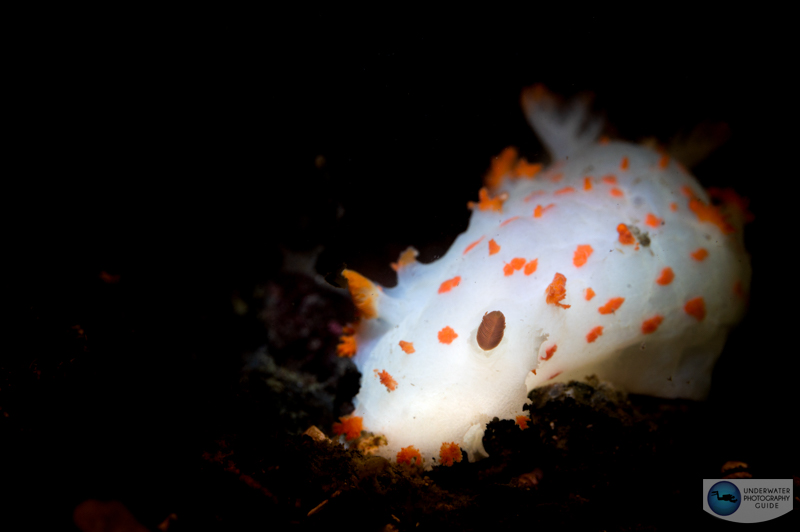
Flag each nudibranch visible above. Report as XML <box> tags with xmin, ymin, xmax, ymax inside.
<box><xmin>336</xmin><ymin>85</ymin><xmax>751</xmax><ymax>468</ymax></box>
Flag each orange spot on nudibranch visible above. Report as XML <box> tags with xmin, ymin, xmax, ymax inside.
<box><xmin>374</xmin><ymin>369</ymin><xmax>397</xmax><ymax>391</ymax></box>
<box><xmin>684</xmin><ymin>297</ymin><xmax>706</xmax><ymax>321</ymax></box>
<box><xmin>586</xmin><ymin>326</ymin><xmax>603</xmax><ymax>343</ymax></box>
<box><xmin>468</xmin><ymin>187</ymin><xmax>508</xmax><ymax>212</ymax></box>
<box><xmin>337</xmin><ymin>333</ymin><xmax>357</xmax><ymax>358</ymax></box>
<box><xmin>656</xmin><ymin>267</ymin><xmax>674</xmax><ymax>286</ymax></box>
<box><xmin>602</xmin><ymin>175</ymin><xmax>617</xmax><ymax>184</ymax></box>
<box><xmin>463</xmin><ymin>236</ymin><xmax>484</xmax><ymax>255</ymax></box>
<box><xmin>438</xmin><ymin>326</ymin><xmax>458</xmax><ymax>344</ymax></box>
<box><xmin>645</xmin><ymin>213</ymin><xmax>662</xmax><ymax>227</ymax></box>
<box><xmin>488</xmin><ymin>239</ymin><xmax>501</xmax><ymax>255</ymax></box>
<box><xmin>688</xmin><ymin>198</ymin><xmax>735</xmax><ymax>234</ymax></box>
<box><xmin>690</xmin><ymin>248</ymin><xmax>709</xmax><ymax>261</ymax></box>
<box><xmin>439</xmin><ymin>443</ymin><xmax>462</xmax><ymax>467</ymax></box>
<box><xmin>641</xmin><ymin>315</ymin><xmax>664</xmax><ymax>334</ymax></box>
<box><xmin>515</xmin><ymin>415</ymin><xmax>529</xmax><ymax>430</ymax></box>
<box><xmin>670</xmin><ymin>202</ymin><xmax>678</xmax><ymax>212</ymax></box>
<box><xmin>533</xmin><ymin>203</ymin><xmax>555</xmax><ymax>218</ymax></box>
<box><xmin>398</xmin><ymin>340</ymin><xmax>415</xmax><ymax>354</ymax></box>
<box><xmin>524</xmin><ymin>190</ymin><xmax>546</xmax><ymax>202</ymax></box>
<box><xmin>514</xmin><ymin>159</ymin><xmax>543</xmax><ymax>178</ymax></box>
<box><xmin>524</xmin><ymin>259</ymin><xmax>538</xmax><ymax>275</ymax></box>
<box><xmin>598</xmin><ymin>297</ymin><xmax>625</xmax><ymax>315</ymax></box>
<box><xmin>617</xmin><ymin>224</ymin><xmax>635</xmax><ymax>245</ymax></box>
<box><xmin>584</xmin><ymin>287</ymin><xmax>596</xmax><ymax>300</ymax></box>
<box><xmin>540</xmin><ymin>344</ymin><xmax>557</xmax><ymax>361</ymax></box>
<box><xmin>583</xmin><ymin>177</ymin><xmax>593</xmax><ymax>190</ymax></box>
<box><xmin>609</xmin><ymin>187</ymin><xmax>624</xmax><ymax>197</ymax></box>
<box><xmin>550</xmin><ymin>173</ymin><xmax>564</xmax><ymax>182</ymax></box>
<box><xmin>332</xmin><ymin>415</ymin><xmax>363</xmax><ymax>440</ymax></box>
<box><xmin>500</xmin><ymin>216</ymin><xmax>520</xmax><ymax>226</ymax></box>
<box><xmin>658</xmin><ymin>154</ymin><xmax>670</xmax><ymax>169</ymax></box>
<box><xmin>503</xmin><ymin>257</ymin><xmax>526</xmax><ymax>276</ymax></box>
<box><xmin>438</xmin><ymin>276</ymin><xmax>461</xmax><ymax>294</ymax></box>
<box><xmin>545</xmin><ymin>273</ymin><xmax>570</xmax><ymax>309</ymax></box>
<box><xmin>620</xmin><ymin>156</ymin><xmax>629</xmax><ymax>170</ymax></box>
<box><xmin>484</xmin><ymin>147</ymin><xmax>518</xmax><ymax>189</ymax></box>
<box><xmin>390</xmin><ymin>246</ymin><xmax>419</xmax><ymax>272</ymax></box>
<box><xmin>554</xmin><ymin>186</ymin><xmax>575</xmax><ymax>195</ymax></box>
<box><xmin>573</xmin><ymin>244</ymin><xmax>593</xmax><ymax>267</ymax></box>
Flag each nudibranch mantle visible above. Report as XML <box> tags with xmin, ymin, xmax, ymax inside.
<box><xmin>339</xmin><ymin>85</ymin><xmax>751</xmax><ymax>467</ymax></box>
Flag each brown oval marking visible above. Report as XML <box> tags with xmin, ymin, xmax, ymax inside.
<box><xmin>477</xmin><ymin>311</ymin><xmax>505</xmax><ymax>350</ymax></box>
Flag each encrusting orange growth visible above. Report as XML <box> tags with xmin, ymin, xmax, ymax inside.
<box><xmin>342</xmin><ymin>269</ymin><xmax>379</xmax><ymax>319</ymax></box>
<box><xmin>438</xmin><ymin>326</ymin><xmax>458</xmax><ymax>344</ymax></box>
<box><xmin>375</xmin><ymin>369</ymin><xmax>398</xmax><ymax>391</ymax></box>
<box><xmin>573</xmin><ymin>244</ymin><xmax>593</xmax><ymax>267</ymax></box>
<box><xmin>545</xmin><ymin>273</ymin><xmax>570</xmax><ymax>309</ymax></box>
<box><xmin>488</xmin><ymin>239</ymin><xmax>501</xmax><ymax>255</ymax></box>
<box><xmin>337</xmin><ymin>333</ymin><xmax>357</xmax><ymax>358</ymax></box>
<box><xmin>391</xmin><ymin>247</ymin><xmax>419</xmax><ymax>272</ymax></box>
<box><xmin>598</xmin><ymin>297</ymin><xmax>625</xmax><ymax>314</ymax></box>
<box><xmin>438</xmin><ymin>276</ymin><xmax>461</xmax><ymax>294</ymax></box>
<box><xmin>691</xmin><ymin>248</ymin><xmax>709</xmax><ymax>261</ymax></box>
<box><xmin>515</xmin><ymin>415</ymin><xmax>529</xmax><ymax>430</ymax></box>
<box><xmin>524</xmin><ymin>259</ymin><xmax>538</xmax><ymax>275</ymax></box>
<box><xmin>585</xmin><ymin>287</ymin><xmax>596</xmax><ymax>300</ymax></box>
<box><xmin>586</xmin><ymin>326</ymin><xmax>603</xmax><ymax>343</ymax></box>
<box><xmin>642</xmin><ymin>315</ymin><xmax>664</xmax><ymax>334</ymax></box>
<box><xmin>398</xmin><ymin>340</ymin><xmax>415</xmax><ymax>354</ymax></box>
<box><xmin>332</xmin><ymin>415</ymin><xmax>363</xmax><ymax>441</ymax></box>
<box><xmin>468</xmin><ymin>187</ymin><xmax>508</xmax><ymax>212</ymax></box>
<box><xmin>684</xmin><ymin>297</ymin><xmax>706</xmax><ymax>321</ymax></box>
<box><xmin>397</xmin><ymin>446</ymin><xmax>423</xmax><ymax>468</ymax></box>
<box><xmin>503</xmin><ymin>257</ymin><xmax>526</xmax><ymax>276</ymax></box>
<box><xmin>656</xmin><ymin>267</ymin><xmax>674</xmax><ymax>285</ymax></box>
<box><xmin>533</xmin><ymin>203</ymin><xmax>555</xmax><ymax>218</ymax></box>
<box><xmin>439</xmin><ymin>442</ymin><xmax>462</xmax><ymax>467</ymax></box>
<box><xmin>617</xmin><ymin>223</ymin><xmax>635</xmax><ymax>245</ymax></box>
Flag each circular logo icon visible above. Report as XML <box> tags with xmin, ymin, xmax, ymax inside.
<box><xmin>708</xmin><ymin>481</ymin><xmax>741</xmax><ymax>516</ymax></box>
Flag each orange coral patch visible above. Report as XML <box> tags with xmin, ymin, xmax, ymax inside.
<box><xmin>397</xmin><ymin>446</ymin><xmax>423</xmax><ymax>467</ymax></box>
<box><xmin>398</xmin><ymin>340</ymin><xmax>415</xmax><ymax>354</ymax></box>
<box><xmin>586</xmin><ymin>326</ymin><xmax>603</xmax><ymax>343</ymax></box>
<box><xmin>524</xmin><ymin>259</ymin><xmax>538</xmax><ymax>275</ymax></box>
<box><xmin>617</xmin><ymin>224</ymin><xmax>635</xmax><ymax>245</ymax></box>
<box><xmin>332</xmin><ymin>415</ymin><xmax>363</xmax><ymax>440</ymax></box>
<box><xmin>438</xmin><ymin>326</ymin><xmax>458</xmax><ymax>344</ymax></box>
<box><xmin>684</xmin><ymin>297</ymin><xmax>706</xmax><ymax>321</ymax></box>
<box><xmin>598</xmin><ymin>297</ymin><xmax>625</xmax><ymax>314</ymax></box>
<box><xmin>645</xmin><ymin>213</ymin><xmax>662</xmax><ymax>227</ymax></box>
<box><xmin>342</xmin><ymin>269</ymin><xmax>379</xmax><ymax>319</ymax></box>
<box><xmin>375</xmin><ymin>369</ymin><xmax>398</xmax><ymax>391</ymax></box>
<box><xmin>641</xmin><ymin>315</ymin><xmax>664</xmax><ymax>334</ymax></box>
<box><xmin>488</xmin><ymin>239</ymin><xmax>501</xmax><ymax>255</ymax></box>
<box><xmin>515</xmin><ymin>415</ymin><xmax>529</xmax><ymax>430</ymax></box>
<box><xmin>468</xmin><ymin>187</ymin><xmax>508</xmax><ymax>212</ymax></box>
<box><xmin>573</xmin><ymin>244</ymin><xmax>593</xmax><ymax>267</ymax></box>
<box><xmin>545</xmin><ymin>273</ymin><xmax>570</xmax><ymax>309</ymax></box>
<box><xmin>439</xmin><ymin>442</ymin><xmax>462</xmax><ymax>467</ymax></box>
<box><xmin>438</xmin><ymin>276</ymin><xmax>461</xmax><ymax>294</ymax></box>
<box><xmin>656</xmin><ymin>267</ymin><xmax>674</xmax><ymax>286</ymax></box>
<box><xmin>463</xmin><ymin>236</ymin><xmax>485</xmax><ymax>255</ymax></box>
<box><xmin>585</xmin><ymin>287</ymin><xmax>596</xmax><ymax>300</ymax></box>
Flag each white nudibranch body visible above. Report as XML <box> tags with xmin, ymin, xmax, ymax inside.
<box><xmin>335</xmin><ymin>85</ymin><xmax>751</xmax><ymax>469</ymax></box>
